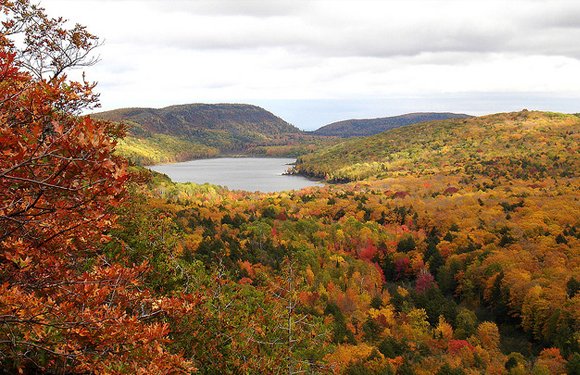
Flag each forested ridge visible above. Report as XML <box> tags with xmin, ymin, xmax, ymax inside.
<box><xmin>295</xmin><ymin>110</ymin><xmax>579</xmax><ymax>182</ymax></box>
<box><xmin>104</xmin><ymin>109</ymin><xmax>473</xmax><ymax>165</ymax></box>
<box><xmin>313</xmin><ymin>112</ymin><xmax>471</xmax><ymax>137</ymax></box>
<box><xmin>1</xmin><ymin>1</ymin><xmax>578</xmax><ymax>374</ymax></box>
<box><xmin>95</xmin><ymin>104</ymin><xmax>336</xmax><ymax>165</ymax></box>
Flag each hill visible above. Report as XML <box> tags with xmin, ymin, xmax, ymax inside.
<box><xmin>117</xmin><ymin>109</ymin><xmax>579</xmax><ymax>372</ymax></box>
<box><xmin>6</xmin><ymin>1</ymin><xmax>579</xmax><ymax>372</ymax></box>
<box><xmin>296</xmin><ymin>110</ymin><xmax>579</xmax><ymax>181</ymax></box>
<box><xmin>313</xmin><ymin>112</ymin><xmax>471</xmax><ymax>137</ymax></box>
<box><xmin>93</xmin><ymin>103</ymin><xmax>306</xmax><ymax>164</ymax></box>
<box><xmin>95</xmin><ymin>103</ymin><xmax>300</xmax><ymax>139</ymax></box>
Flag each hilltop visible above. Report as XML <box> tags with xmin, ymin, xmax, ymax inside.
<box><xmin>95</xmin><ymin>103</ymin><xmax>300</xmax><ymax>138</ymax></box>
<box><xmin>296</xmin><ymin>110</ymin><xmax>579</xmax><ymax>181</ymax></box>
<box><xmin>93</xmin><ymin>103</ymin><xmax>307</xmax><ymax>164</ymax></box>
<box><xmin>313</xmin><ymin>112</ymin><xmax>471</xmax><ymax>137</ymax></box>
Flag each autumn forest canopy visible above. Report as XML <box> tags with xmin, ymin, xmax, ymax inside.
<box><xmin>0</xmin><ymin>1</ymin><xmax>578</xmax><ymax>374</ymax></box>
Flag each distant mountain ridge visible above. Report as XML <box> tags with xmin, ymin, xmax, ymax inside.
<box><xmin>94</xmin><ymin>103</ymin><xmax>300</xmax><ymax>140</ymax></box>
<box><xmin>93</xmin><ymin>103</ymin><xmax>306</xmax><ymax>164</ymax></box>
<box><xmin>314</xmin><ymin>112</ymin><xmax>472</xmax><ymax>137</ymax></box>
<box><xmin>94</xmin><ymin>104</ymin><xmax>475</xmax><ymax>166</ymax></box>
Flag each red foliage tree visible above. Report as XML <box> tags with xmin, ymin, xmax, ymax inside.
<box><xmin>0</xmin><ymin>1</ymin><xmax>192</xmax><ymax>372</ymax></box>
<box><xmin>415</xmin><ymin>269</ymin><xmax>436</xmax><ymax>293</ymax></box>
<box><xmin>359</xmin><ymin>240</ymin><xmax>378</xmax><ymax>261</ymax></box>
<box><xmin>447</xmin><ymin>339</ymin><xmax>474</xmax><ymax>355</ymax></box>
<box><xmin>394</xmin><ymin>256</ymin><xmax>411</xmax><ymax>280</ymax></box>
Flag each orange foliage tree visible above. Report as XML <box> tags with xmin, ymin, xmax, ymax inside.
<box><xmin>0</xmin><ymin>1</ymin><xmax>191</xmax><ymax>372</ymax></box>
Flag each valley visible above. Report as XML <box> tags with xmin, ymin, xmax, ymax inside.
<box><xmin>108</xmin><ymin>108</ymin><xmax>578</xmax><ymax>373</ymax></box>
<box><xmin>98</xmin><ymin>104</ymin><xmax>475</xmax><ymax>168</ymax></box>
<box><xmin>1</xmin><ymin>1</ymin><xmax>578</xmax><ymax>373</ymax></box>
<box><xmin>148</xmin><ymin>157</ymin><xmax>323</xmax><ymax>192</ymax></box>
<box><xmin>94</xmin><ymin>103</ymin><xmax>338</xmax><ymax>165</ymax></box>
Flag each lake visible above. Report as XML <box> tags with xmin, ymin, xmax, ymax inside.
<box><xmin>148</xmin><ymin>157</ymin><xmax>323</xmax><ymax>193</ymax></box>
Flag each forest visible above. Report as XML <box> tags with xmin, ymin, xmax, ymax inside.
<box><xmin>312</xmin><ymin>113</ymin><xmax>470</xmax><ymax>137</ymax></box>
<box><xmin>95</xmin><ymin>104</ymin><xmax>336</xmax><ymax>165</ymax></box>
<box><xmin>0</xmin><ymin>1</ymin><xmax>578</xmax><ymax>374</ymax></box>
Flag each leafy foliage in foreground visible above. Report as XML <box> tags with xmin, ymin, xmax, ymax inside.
<box><xmin>0</xmin><ymin>2</ymin><xmax>192</xmax><ymax>372</ymax></box>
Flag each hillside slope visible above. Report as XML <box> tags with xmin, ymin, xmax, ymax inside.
<box><xmin>314</xmin><ymin>112</ymin><xmax>471</xmax><ymax>137</ymax></box>
<box><xmin>94</xmin><ymin>103</ymin><xmax>305</xmax><ymax>164</ymax></box>
<box><xmin>296</xmin><ymin>111</ymin><xmax>579</xmax><ymax>182</ymax></box>
<box><xmin>96</xmin><ymin>103</ymin><xmax>299</xmax><ymax>138</ymax></box>
<box><xmin>121</xmin><ymin>108</ymin><xmax>579</xmax><ymax>372</ymax></box>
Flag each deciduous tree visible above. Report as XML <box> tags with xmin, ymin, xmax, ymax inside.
<box><xmin>0</xmin><ymin>1</ymin><xmax>191</xmax><ymax>372</ymax></box>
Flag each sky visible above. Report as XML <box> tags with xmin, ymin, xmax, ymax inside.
<box><xmin>41</xmin><ymin>0</ymin><xmax>580</xmax><ymax>130</ymax></box>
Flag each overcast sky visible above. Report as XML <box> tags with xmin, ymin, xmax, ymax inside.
<box><xmin>42</xmin><ymin>0</ymin><xmax>580</xmax><ymax>130</ymax></box>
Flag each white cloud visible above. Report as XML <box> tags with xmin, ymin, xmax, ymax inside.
<box><xmin>39</xmin><ymin>0</ymin><xmax>580</xmax><ymax>129</ymax></box>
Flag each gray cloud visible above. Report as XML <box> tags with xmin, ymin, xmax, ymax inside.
<box><xmin>154</xmin><ymin>0</ymin><xmax>310</xmax><ymax>18</ymax></box>
<box><xmin>90</xmin><ymin>0</ymin><xmax>579</xmax><ymax>61</ymax></box>
<box><xmin>40</xmin><ymin>0</ymin><xmax>580</xmax><ymax>121</ymax></box>
<box><xmin>521</xmin><ymin>3</ymin><xmax>580</xmax><ymax>29</ymax></box>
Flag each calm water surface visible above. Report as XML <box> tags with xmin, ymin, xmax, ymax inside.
<box><xmin>149</xmin><ymin>158</ymin><xmax>323</xmax><ymax>193</ymax></box>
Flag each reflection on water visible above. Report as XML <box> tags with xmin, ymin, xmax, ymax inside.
<box><xmin>148</xmin><ymin>157</ymin><xmax>323</xmax><ymax>193</ymax></box>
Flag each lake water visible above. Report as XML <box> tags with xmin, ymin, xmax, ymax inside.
<box><xmin>149</xmin><ymin>158</ymin><xmax>323</xmax><ymax>193</ymax></box>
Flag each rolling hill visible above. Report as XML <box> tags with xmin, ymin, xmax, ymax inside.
<box><xmin>296</xmin><ymin>110</ymin><xmax>579</xmax><ymax>182</ymax></box>
<box><xmin>123</xmin><ymin>110</ymin><xmax>579</xmax><ymax>373</ymax></box>
<box><xmin>93</xmin><ymin>103</ymin><xmax>306</xmax><ymax>164</ymax></box>
<box><xmin>95</xmin><ymin>103</ymin><xmax>300</xmax><ymax>139</ymax></box>
<box><xmin>313</xmin><ymin>112</ymin><xmax>471</xmax><ymax>137</ymax></box>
